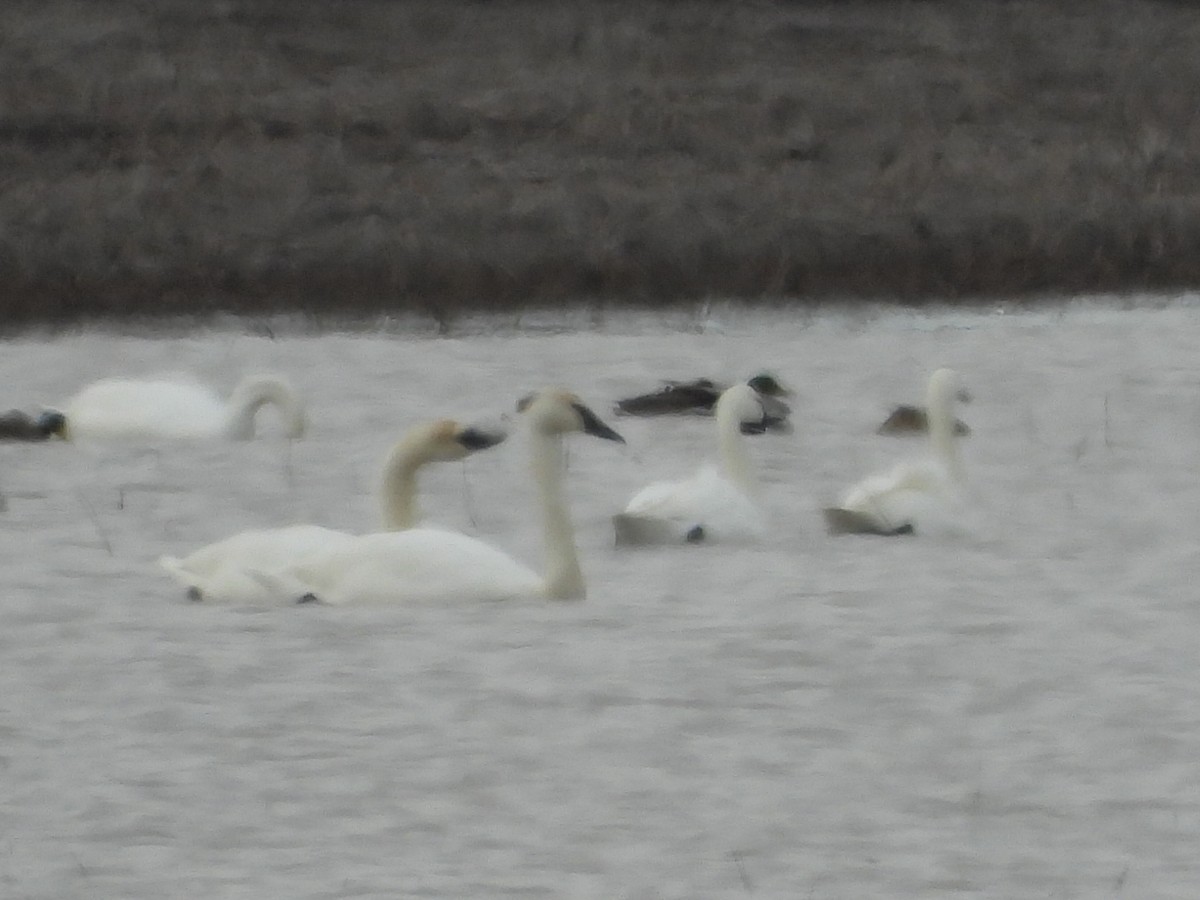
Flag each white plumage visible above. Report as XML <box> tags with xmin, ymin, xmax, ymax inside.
<box><xmin>59</xmin><ymin>374</ymin><xmax>305</xmax><ymax>441</ymax></box>
<box><xmin>159</xmin><ymin>418</ymin><xmax>507</xmax><ymax>603</ymax></box>
<box><xmin>824</xmin><ymin>368</ymin><xmax>970</xmax><ymax>536</ymax></box>
<box><xmin>613</xmin><ymin>383</ymin><xmax>771</xmax><ymax>545</ymax></box>
<box><xmin>243</xmin><ymin>389</ymin><xmax>624</xmax><ymax>606</ymax></box>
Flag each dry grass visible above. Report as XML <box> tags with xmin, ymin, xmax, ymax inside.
<box><xmin>3</xmin><ymin>0</ymin><xmax>1200</xmax><ymax>327</ymax></box>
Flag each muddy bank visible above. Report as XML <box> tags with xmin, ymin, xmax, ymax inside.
<box><xmin>2</xmin><ymin>0</ymin><xmax>1197</xmax><ymax>327</ymax></box>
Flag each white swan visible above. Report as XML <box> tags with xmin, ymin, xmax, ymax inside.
<box><xmin>823</xmin><ymin>367</ymin><xmax>970</xmax><ymax>536</ymax></box>
<box><xmin>56</xmin><ymin>374</ymin><xmax>306</xmax><ymax>441</ymax></box>
<box><xmin>613</xmin><ymin>383</ymin><xmax>771</xmax><ymax>545</ymax></box>
<box><xmin>159</xmin><ymin>419</ymin><xmax>507</xmax><ymax>603</ymax></box>
<box><xmin>378</xmin><ymin>419</ymin><xmax>508</xmax><ymax>529</ymax></box>
<box><xmin>254</xmin><ymin>389</ymin><xmax>625</xmax><ymax>605</ymax></box>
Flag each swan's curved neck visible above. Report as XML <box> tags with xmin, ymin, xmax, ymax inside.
<box><xmin>529</xmin><ymin>429</ymin><xmax>584</xmax><ymax>600</ymax></box>
<box><xmin>716</xmin><ymin>401</ymin><xmax>760</xmax><ymax>499</ymax></box>
<box><xmin>927</xmin><ymin>389</ymin><xmax>965</xmax><ymax>483</ymax></box>
<box><xmin>379</xmin><ymin>438</ymin><xmax>426</xmax><ymax>530</ymax></box>
<box><xmin>225</xmin><ymin>378</ymin><xmax>303</xmax><ymax>440</ymax></box>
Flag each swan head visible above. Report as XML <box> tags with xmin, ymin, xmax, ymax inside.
<box><xmin>416</xmin><ymin>418</ymin><xmax>508</xmax><ymax>462</ymax></box>
<box><xmin>927</xmin><ymin>368</ymin><xmax>971</xmax><ymax>409</ymax></box>
<box><xmin>38</xmin><ymin>409</ymin><xmax>68</xmax><ymax>439</ymax></box>
<box><xmin>517</xmin><ymin>390</ymin><xmax>625</xmax><ymax>443</ymax></box>
<box><xmin>716</xmin><ymin>383</ymin><xmax>771</xmax><ymax>434</ymax></box>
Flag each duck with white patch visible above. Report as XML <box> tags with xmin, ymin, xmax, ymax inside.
<box><xmin>0</xmin><ymin>410</ymin><xmax>67</xmax><ymax>441</ymax></box>
<box><xmin>614</xmin><ymin>373</ymin><xmax>793</xmax><ymax>434</ymax></box>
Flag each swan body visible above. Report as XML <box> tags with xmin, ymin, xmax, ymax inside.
<box><xmin>58</xmin><ymin>375</ymin><xmax>306</xmax><ymax>441</ymax></box>
<box><xmin>614</xmin><ymin>383</ymin><xmax>771</xmax><ymax>545</ymax></box>
<box><xmin>615</xmin><ymin>373</ymin><xmax>793</xmax><ymax>434</ymax></box>
<box><xmin>258</xmin><ymin>389</ymin><xmax>624</xmax><ymax>605</ymax></box>
<box><xmin>0</xmin><ymin>409</ymin><xmax>66</xmax><ymax>441</ymax></box>
<box><xmin>160</xmin><ymin>418</ymin><xmax>507</xmax><ymax>602</ymax></box>
<box><xmin>160</xmin><ymin>525</ymin><xmax>356</xmax><ymax>604</ymax></box>
<box><xmin>824</xmin><ymin>368</ymin><xmax>970</xmax><ymax>536</ymax></box>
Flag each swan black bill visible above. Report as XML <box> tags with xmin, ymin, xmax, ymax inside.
<box><xmin>572</xmin><ymin>403</ymin><xmax>625</xmax><ymax>443</ymax></box>
<box><xmin>456</xmin><ymin>426</ymin><xmax>506</xmax><ymax>451</ymax></box>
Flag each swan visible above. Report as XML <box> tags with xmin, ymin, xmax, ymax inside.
<box><xmin>159</xmin><ymin>418</ymin><xmax>508</xmax><ymax>602</ymax></box>
<box><xmin>378</xmin><ymin>418</ymin><xmax>508</xmax><ymax>529</ymax></box>
<box><xmin>252</xmin><ymin>389</ymin><xmax>625</xmax><ymax>605</ymax></box>
<box><xmin>54</xmin><ymin>374</ymin><xmax>306</xmax><ymax>441</ymax></box>
<box><xmin>614</xmin><ymin>373</ymin><xmax>793</xmax><ymax>434</ymax></box>
<box><xmin>613</xmin><ymin>382</ymin><xmax>772</xmax><ymax>546</ymax></box>
<box><xmin>0</xmin><ymin>409</ymin><xmax>66</xmax><ymax>441</ymax></box>
<box><xmin>824</xmin><ymin>368</ymin><xmax>971</xmax><ymax>536</ymax></box>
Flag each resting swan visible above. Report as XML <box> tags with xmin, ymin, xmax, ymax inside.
<box><xmin>55</xmin><ymin>374</ymin><xmax>306</xmax><ymax>441</ymax></box>
<box><xmin>159</xmin><ymin>419</ymin><xmax>507</xmax><ymax>603</ymax></box>
<box><xmin>613</xmin><ymin>383</ymin><xmax>771</xmax><ymax>546</ymax></box>
<box><xmin>254</xmin><ymin>389</ymin><xmax>625</xmax><ymax>605</ymax></box>
<box><xmin>824</xmin><ymin>368</ymin><xmax>970</xmax><ymax>536</ymax></box>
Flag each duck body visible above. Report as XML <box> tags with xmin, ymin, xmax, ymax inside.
<box><xmin>615</xmin><ymin>374</ymin><xmax>793</xmax><ymax>434</ymax></box>
<box><xmin>0</xmin><ymin>409</ymin><xmax>66</xmax><ymax>441</ymax></box>
<box><xmin>60</xmin><ymin>375</ymin><xmax>305</xmax><ymax>441</ymax></box>
<box><xmin>877</xmin><ymin>404</ymin><xmax>971</xmax><ymax>437</ymax></box>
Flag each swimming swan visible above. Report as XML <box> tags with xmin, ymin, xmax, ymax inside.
<box><xmin>159</xmin><ymin>419</ymin><xmax>508</xmax><ymax>602</ymax></box>
<box><xmin>55</xmin><ymin>374</ymin><xmax>306</xmax><ymax>441</ymax></box>
<box><xmin>255</xmin><ymin>389</ymin><xmax>625</xmax><ymax>605</ymax></box>
<box><xmin>613</xmin><ymin>382</ymin><xmax>772</xmax><ymax>546</ymax></box>
<box><xmin>824</xmin><ymin>368</ymin><xmax>970</xmax><ymax>536</ymax></box>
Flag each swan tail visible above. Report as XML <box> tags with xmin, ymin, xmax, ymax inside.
<box><xmin>822</xmin><ymin>507</ymin><xmax>915</xmax><ymax>537</ymax></box>
<box><xmin>159</xmin><ymin>555</ymin><xmax>203</xmax><ymax>600</ymax></box>
<box><xmin>613</xmin><ymin>513</ymin><xmax>702</xmax><ymax>547</ymax></box>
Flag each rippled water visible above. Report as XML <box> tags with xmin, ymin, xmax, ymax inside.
<box><xmin>3</xmin><ymin>300</ymin><xmax>1199</xmax><ymax>898</ymax></box>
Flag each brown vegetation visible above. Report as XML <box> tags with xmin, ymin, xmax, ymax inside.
<box><xmin>3</xmin><ymin>0</ymin><xmax>1200</xmax><ymax>327</ymax></box>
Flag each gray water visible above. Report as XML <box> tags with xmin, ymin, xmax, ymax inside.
<box><xmin>2</xmin><ymin>300</ymin><xmax>1198</xmax><ymax>899</ymax></box>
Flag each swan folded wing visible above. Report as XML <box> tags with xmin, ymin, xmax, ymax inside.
<box><xmin>617</xmin><ymin>465</ymin><xmax>765</xmax><ymax>544</ymax></box>
<box><xmin>160</xmin><ymin>525</ymin><xmax>356</xmax><ymax>602</ymax></box>
<box><xmin>275</xmin><ymin>528</ymin><xmax>544</xmax><ymax>605</ymax></box>
<box><xmin>832</xmin><ymin>462</ymin><xmax>954</xmax><ymax>535</ymax></box>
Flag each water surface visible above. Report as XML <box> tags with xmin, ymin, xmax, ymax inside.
<box><xmin>2</xmin><ymin>301</ymin><xmax>1198</xmax><ymax>898</ymax></box>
